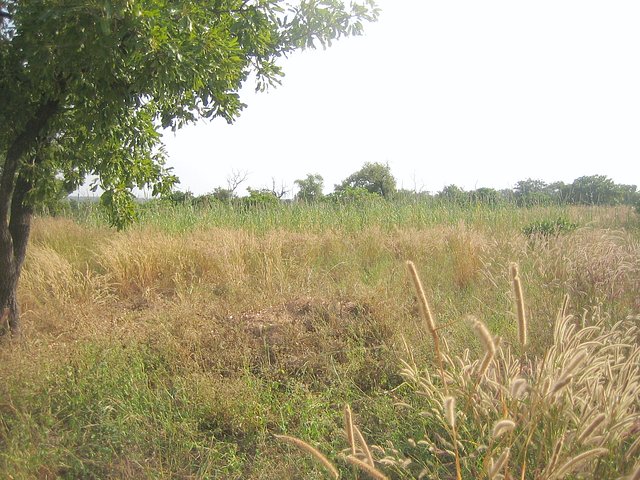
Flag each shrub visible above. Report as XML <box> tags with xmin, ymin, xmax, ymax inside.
<box><xmin>522</xmin><ymin>217</ymin><xmax>577</xmax><ymax>238</ymax></box>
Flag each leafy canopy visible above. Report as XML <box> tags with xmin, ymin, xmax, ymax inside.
<box><xmin>0</xmin><ymin>0</ymin><xmax>378</xmax><ymax>226</ymax></box>
<box><xmin>294</xmin><ymin>173</ymin><xmax>324</xmax><ymax>202</ymax></box>
<box><xmin>335</xmin><ymin>161</ymin><xmax>396</xmax><ymax>199</ymax></box>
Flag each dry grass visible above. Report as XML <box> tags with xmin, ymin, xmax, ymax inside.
<box><xmin>375</xmin><ymin>267</ymin><xmax>640</xmax><ymax>479</ymax></box>
<box><xmin>0</xmin><ymin>206</ymin><xmax>638</xmax><ymax>478</ymax></box>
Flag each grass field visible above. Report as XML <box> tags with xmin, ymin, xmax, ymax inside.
<box><xmin>1</xmin><ymin>203</ymin><xmax>639</xmax><ymax>479</ymax></box>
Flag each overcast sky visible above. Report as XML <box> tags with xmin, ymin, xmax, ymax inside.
<box><xmin>162</xmin><ymin>0</ymin><xmax>640</xmax><ymax>196</ymax></box>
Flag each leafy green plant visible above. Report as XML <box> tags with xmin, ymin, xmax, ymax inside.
<box><xmin>522</xmin><ymin>217</ymin><xmax>577</xmax><ymax>238</ymax></box>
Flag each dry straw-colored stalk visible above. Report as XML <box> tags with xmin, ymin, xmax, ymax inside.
<box><xmin>492</xmin><ymin>419</ymin><xmax>516</xmax><ymax>439</ymax></box>
<box><xmin>344</xmin><ymin>404</ymin><xmax>356</xmax><ymax>456</ymax></box>
<box><xmin>344</xmin><ymin>454</ymin><xmax>389</xmax><ymax>480</ymax></box>
<box><xmin>546</xmin><ymin>433</ymin><xmax>565</xmax><ymax>475</ymax></box>
<box><xmin>406</xmin><ymin>260</ymin><xmax>449</xmax><ymax>397</ymax></box>
<box><xmin>406</xmin><ymin>261</ymin><xmax>437</xmax><ymax>334</ymax></box>
<box><xmin>274</xmin><ymin>434</ymin><xmax>339</xmax><ymax>480</ymax></box>
<box><xmin>549</xmin><ymin>448</ymin><xmax>608</xmax><ymax>479</ymax></box>
<box><xmin>630</xmin><ymin>463</ymin><xmax>640</xmax><ymax>480</ymax></box>
<box><xmin>509</xmin><ymin>262</ymin><xmax>528</xmax><ymax>347</ymax></box>
<box><xmin>488</xmin><ymin>448</ymin><xmax>510</xmax><ymax>479</ymax></box>
<box><xmin>353</xmin><ymin>424</ymin><xmax>374</xmax><ymax>466</ymax></box>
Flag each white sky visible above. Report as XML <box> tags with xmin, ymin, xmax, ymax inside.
<box><xmin>162</xmin><ymin>0</ymin><xmax>640</xmax><ymax>196</ymax></box>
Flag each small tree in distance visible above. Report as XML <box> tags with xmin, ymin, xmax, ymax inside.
<box><xmin>294</xmin><ymin>174</ymin><xmax>324</xmax><ymax>202</ymax></box>
<box><xmin>335</xmin><ymin>162</ymin><xmax>397</xmax><ymax>199</ymax></box>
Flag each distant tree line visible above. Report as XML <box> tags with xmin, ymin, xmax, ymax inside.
<box><xmin>159</xmin><ymin>163</ymin><xmax>638</xmax><ymax>211</ymax></box>
<box><xmin>43</xmin><ymin>162</ymin><xmax>637</xmax><ymax>215</ymax></box>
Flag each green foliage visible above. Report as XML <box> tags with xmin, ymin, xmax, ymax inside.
<box><xmin>294</xmin><ymin>173</ymin><xmax>324</xmax><ymax>202</ymax></box>
<box><xmin>335</xmin><ymin>162</ymin><xmax>396</xmax><ymax>199</ymax></box>
<box><xmin>242</xmin><ymin>188</ymin><xmax>280</xmax><ymax>208</ymax></box>
<box><xmin>163</xmin><ymin>190</ymin><xmax>195</xmax><ymax>205</ymax></box>
<box><xmin>99</xmin><ymin>188</ymin><xmax>138</xmax><ymax>229</ymax></box>
<box><xmin>522</xmin><ymin>217</ymin><xmax>578</xmax><ymax>238</ymax></box>
<box><xmin>1</xmin><ymin>0</ymin><xmax>379</xmax><ymax>225</ymax></box>
<box><xmin>469</xmin><ymin>187</ymin><xmax>502</xmax><ymax>206</ymax></box>
<box><xmin>437</xmin><ymin>184</ymin><xmax>469</xmax><ymax>205</ymax></box>
<box><xmin>325</xmin><ymin>185</ymin><xmax>383</xmax><ymax>204</ymax></box>
<box><xmin>566</xmin><ymin>175</ymin><xmax>619</xmax><ymax>205</ymax></box>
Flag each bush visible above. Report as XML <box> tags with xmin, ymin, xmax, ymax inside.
<box><xmin>522</xmin><ymin>217</ymin><xmax>577</xmax><ymax>238</ymax></box>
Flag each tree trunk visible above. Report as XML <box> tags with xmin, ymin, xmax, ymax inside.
<box><xmin>1</xmin><ymin>174</ymin><xmax>35</xmax><ymax>335</ymax></box>
<box><xmin>0</xmin><ymin>100</ymin><xmax>59</xmax><ymax>337</ymax></box>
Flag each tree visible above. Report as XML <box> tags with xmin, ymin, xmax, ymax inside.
<box><xmin>335</xmin><ymin>162</ymin><xmax>396</xmax><ymax>199</ymax></box>
<box><xmin>0</xmin><ymin>0</ymin><xmax>379</xmax><ymax>335</ymax></box>
<box><xmin>470</xmin><ymin>187</ymin><xmax>501</xmax><ymax>206</ymax></box>
<box><xmin>294</xmin><ymin>173</ymin><xmax>324</xmax><ymax>202</ymax></box>
<box><xmin>437</xmin><ymin>184</ymin><xmax>468</xmax><ymax>205</ymax></box>
<box><xmin>566</xmin><ymin>175</ymin><xmax>618</xmax><ymax>205</ymax></box>
<box><xmin>514</xmin><ymin>178</ymin><xmax>551</xmax><ymax>206</ymax></box>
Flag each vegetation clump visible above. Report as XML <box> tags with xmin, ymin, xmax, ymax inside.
<box><xmin>522</xmin><ymin>217</ymin><xmax>578</xmax><ymax>238</ymax></box>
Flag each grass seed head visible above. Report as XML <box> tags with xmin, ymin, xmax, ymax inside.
<box><xmin>443</xmin><ymin>396</ymin><xmax>456</xmax><ymax>429</ymax></box>
<box><xmin>550</xmin><ymin>448</ymin><xmax>608</xmax><ymax>479</ymax></box>
<box><xmin>275</xmin><ymin>435</ymin><xmax>339</xmax><ymax>479</ymax></box>
<box><xmin>492</xmin><ymin>419</ymin><xmax>516</xmax><ymax>440</ymax></box>
<box><xmin>488</xmin><ymin>448</ymin><xmax>510</xmax><ymax>479</ymax></box>
<box><xmin>577</xmin><ymin>413</ymin><xmax>606</xmax><ymax>444</ymax></box>
<box><xmin>509</xmin><ymin>262</ymin><xmax>528</xmax><ymax>347</ymax></box>
<box><xmin>344</xmin><ymin>454</ymin><xmax>389</xmax><ymax>480</ymax></box>
<box><xmin>406</xmin><ymin>261</ymin><xmax>437</xmax><ymax>333</ymax></box>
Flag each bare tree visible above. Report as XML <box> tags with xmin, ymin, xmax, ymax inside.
<box><xmin>226</xmin><ymin>169</ymin><xmax>249</xmax><ymax>194</ymax></box>
<box><xmin>270</xmin><ymin>178</ymin><xmax>289</xmax><ymax>199</ymax></box>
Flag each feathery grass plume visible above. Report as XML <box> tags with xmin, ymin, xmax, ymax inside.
<box><xmin>344</xmin><ymin>454</ymin><xmax>389</xmax><ymax>480</ymax></box>
<box><xmin>491</xmin><ymin>419</ymin><xmax>516</xmax><ymax>440</ymax></box>
<box><xmin>275</xmin><ymin>435</ymin><xmax>339</xmax><ymax>480</ymax></box>
<box><xmin>344</xmin><ymin>404</ymin><xmax>356</xmax><ymax>455</ymax></box>
<box><xmin>626</xmin><ymin>435</ymin><xmax>640</xmax><ymax>462</ymax></box>
<box><xmin>550</xmin><ymin>349</ymin><xmax>588</xmax><ymax>394</ymax></box>
<box><xmin>488</xmin><ymin>448</ymin><xmax>510</xmax><ymax>479</ymax></box>
<box><xmin>509</xmin><ymin>378</ymin><xmax>528</xmax><ymax>399</ymax></box>
<box><xmin>406</xmin><ymin>260</ymin><xmax>450</xmax><ymax>404</ymax></box>
<box><xmin>545</xmin><ymin>433</ymin><xmax>565</xmax><ymax>475</ymax></box>
<box><xmin>559</xmin><ymin>293</ymin><xmax>570</xmax><ymax>321</ymax></box>
<box><xmin>444</xmin><ymin>396</ymin><xmax>456</xmax><ymax>429</ymax></box>
<box><xmin>353</xmin><ymin>424</ymin><xmax>374</xmax><ymax>466</ymax></box>
<box><xmin>469</xmin><ymin>316</ymin><xmax>496</xmax><ymax>378</ymax></box>
<box><xmin>549</xmin><ymin>448</ymin><xmax>608</xmax><ymax>479</ymax></box>
<box><xmin>577</xmin><ymin>413</ymin><xmax>606</xmax><ymax>444</ymax></box>
<box><xmin>470</xmin><ymin>316</ymin><xmax>496</xmax><ymax>356</ymax></box>
<box><xmin>442</xmin><ymin>395</ymin><xmax>463</xmax><ymax>480</ymax></box>
<box><xmin>406</xmin><ymin>261</ymin><xmax>437</xmax><ymax>333</ymax></box>
<box><xmin>509</xmin><ymin>262</ymin><xmax>527</xmax><ymax>347</ymax></box>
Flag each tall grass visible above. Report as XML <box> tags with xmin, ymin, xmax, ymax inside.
<box><xmin>286</xmin><ymin>267</ymin><xmax>640</xmax><ymax>479</ymax></box>
<box><xmin>67</xmin><ymin>198</ymin><xmax>639</xmax><ymax>233</ymax></box>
